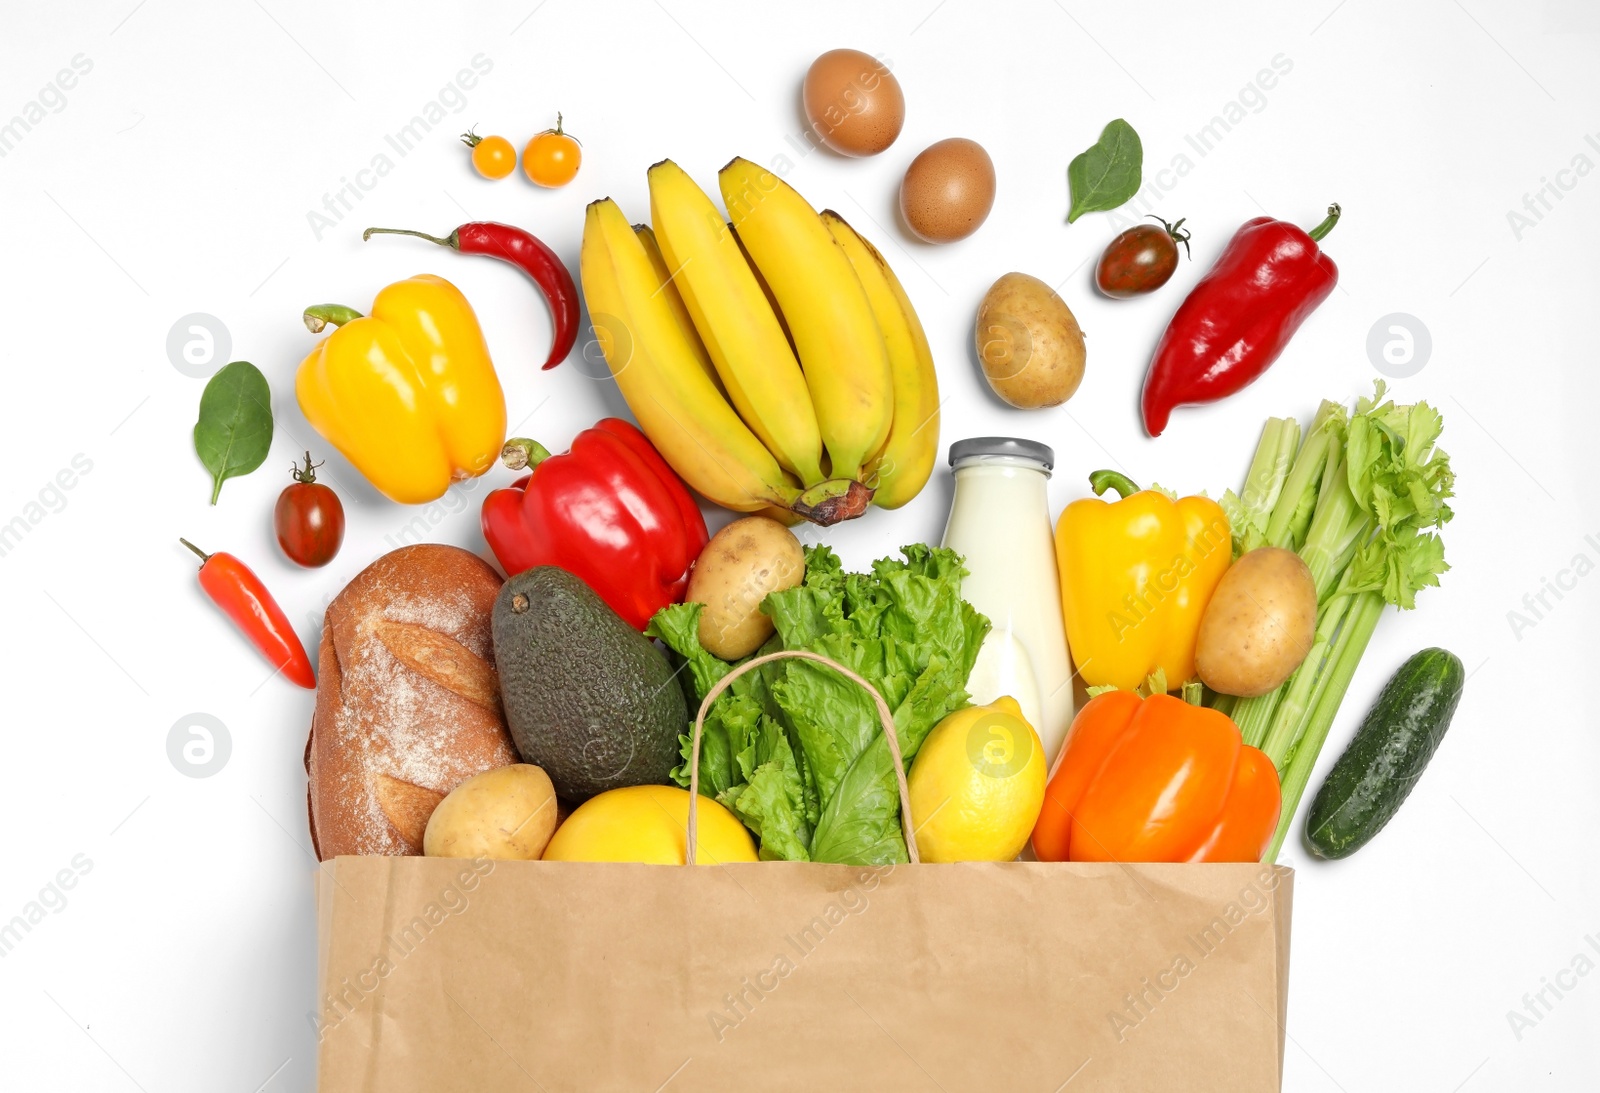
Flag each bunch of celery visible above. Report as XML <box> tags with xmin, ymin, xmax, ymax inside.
<box><xmin>1217</xmin><ymin>383</ymin><xmax>1454</xmax><ymax>860</ymax></box>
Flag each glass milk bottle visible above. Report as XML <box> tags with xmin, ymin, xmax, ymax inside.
<box><xmin>940</xmin><ymin>438</ymin><xmax>1075</xmax><ymax>764</ymax></box>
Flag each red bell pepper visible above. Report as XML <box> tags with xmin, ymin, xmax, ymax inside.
<box><xmin>481</xmin><ymin>418</ymin><xmax>709</xmax><ymax>629</ymax></box>
<box><xmin>1141</xmin><ymin>203</ymin><xmax>1341</xmax><ymax>437</ymax></box>
<box><xmin>1031</xmin><ymin>690</ymin><xmax>1280</xmax><ymax>863</ymax></box>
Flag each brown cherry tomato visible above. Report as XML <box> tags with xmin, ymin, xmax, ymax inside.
<box><xmin>274</xmin><ymin>453</ymin><xmax>345</xmax><ymax>568</ymax></box>
<box><xmin>1095</xmin><ymin>216</ymin><xmax>1191</xmax><ymax>299</ymax></box>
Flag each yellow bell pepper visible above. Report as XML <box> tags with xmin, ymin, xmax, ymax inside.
<box><xmin>296</xmin><ymin>275</ymin><xmax>506</xmax><ymax>504</ymax></box>
<box><xmin>1054</xmin><ymin>470</ymin><xmax>1231</xmax><ymax>692</ymax></box>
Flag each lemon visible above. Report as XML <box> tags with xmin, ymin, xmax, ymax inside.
<box><xmin>541</xmin><ymin>785</ymin><xmax>757</xmax><ymax>865</ymax></box>
<box><xmin>907</xmin><ymin>696</ymin><xmax>1047</xmax><ymax>862</ymax></box>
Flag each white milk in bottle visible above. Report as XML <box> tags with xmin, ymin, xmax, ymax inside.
<box><xmin>940</xmin><ymin>438</ymin><xmax>1075</xmax><ymax>763</ymax></box>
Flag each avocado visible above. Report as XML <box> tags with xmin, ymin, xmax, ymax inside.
<box><xmin>493</xmin><ymin>567</ymin><xmax>686</xmax><ymax>802</ymax></box>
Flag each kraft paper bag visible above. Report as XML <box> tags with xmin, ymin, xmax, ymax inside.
<box><xmin>313</xmin><ymin>856</ymin><xmax>1292</xmax><ymax>1091</ymax></box>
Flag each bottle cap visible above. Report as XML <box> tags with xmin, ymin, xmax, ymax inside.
<box><xmin>948</xmin><ymin>437</ymin><xmax>1054</xmax><ymax>472</ymax></box>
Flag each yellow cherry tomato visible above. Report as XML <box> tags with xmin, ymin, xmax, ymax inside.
<box><xmin>522</xmin><ymin>113</ymin><xmax>582</xmax><ymax>188</ymax></box>
<box><xmin>461</xmin><ymin>128</ymin><xmax>516</xmax><ymax>180</ymax></box>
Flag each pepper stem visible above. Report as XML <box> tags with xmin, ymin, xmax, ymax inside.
<box><xmin>179</xmin><ymin>538</ymin><xmax>211</xmax><ymax>564</ymax></box>
<box><xmin>1307</xmin><ymin>203</ymin><xmax>1341</xmax><ymax>243</ymax></box>
<box><xmin>1089</xmin><ymin>469</ymin><xmax>1142</xmax><ymax>499</ymax></box>
<box><xmin>501</xmin><ymin>438</ymin><xmax>553</xmax><ymax>472</ymax></box>
<box><xmin>303</xmin><ymin>304</ymin><xmax>364</xmax><ymax>333</ymax></box>
<box><xmin>362</xmin><ymin>226</ymin><xmax>462</xmax><ymax>249</ymax></box>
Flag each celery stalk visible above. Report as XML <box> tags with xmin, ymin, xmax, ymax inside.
<box><xmin>1265</xmin><ymin>591</ymin><xmax>1386</xmax><ymax>860</ymax></box>
<box><xmin>1297</xmin><ymin>451</ymin><xmax>1374</xmax><ymax>599</ymax></box>
<box><xmin>1265</xmin><ymin>400</ymin><xmax>1345</xmax><ymax>551</ymax></box>
<box><xmin>1256</xmin><ymin>594</ymin><xmax>1348</xmax><ymax>762</ymax></box>
<box><xmin>1232</xmin><ymin>687</ymin><xmax>1281</xmax><ymax>750</ymax></box>
<box><xmin>1222</xmin><ymin>417</ymin><xmax>1301</xmax><ymax>557</ymax></box>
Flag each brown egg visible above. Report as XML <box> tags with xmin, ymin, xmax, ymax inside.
<box><xmin>899</xmin><ymin>138</ymin><xmax>995</xmax><ymax>243</ymax></box>
<box><xmin>802</xmin><ymin>49</ymin><xmax>905</xmax><ymax>157</ymax></box>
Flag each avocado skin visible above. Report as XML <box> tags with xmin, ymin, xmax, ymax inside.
<box><xmin>493</xmin><ymin>567</ymin><xmax>686</xmax><ymax>802</ymax></box>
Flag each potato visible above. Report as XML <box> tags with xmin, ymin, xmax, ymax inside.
<box><xmin>423</xmin><ymin>764</ymin><xmax>558</xmax><ymax>860</ymax></box>
<box><xmin>974</xmin><ymin>272</ymin><xmax>1086</xmax><ymax>409</ymax></box>
<box><xmin>1195</xmin><ymin>547</ymin><xmax>1317</xmax><ymax>698</ymax></box>
<box><xmin>686</xmin><ymin>516</ymin><xmax>805</xmax><ymax>659</ymax></box>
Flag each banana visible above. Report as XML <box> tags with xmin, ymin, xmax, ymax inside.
<box><xmin>632</xmin><ymin>222</ymin><xmax>724</xmax><ymax>397</ymax></box>
<box><xmin>648</xmin><ymin>160</ymin><xmax>825</xmax><ymax>487</ymax></box>
<box><xmin>730</xmin><ymin>222</ymin><xmax>794</xmax><ymax>351</ymax></box>
<box><xmin>822</xmin><ymin>210</ymin><xmax>940</xmax><ymax>510</ymax></box>
<box><xmin>580</xmin><ymin>198</ymin><xmax>799</xmax><ymax>514</ymax></box>
<box><xmin>718</xmin><ymin>157</ymin><xmax>893</xmax><ymax>483</ymax></box>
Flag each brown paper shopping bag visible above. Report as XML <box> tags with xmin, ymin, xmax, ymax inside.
<box><xmin>315</xmin><ymin>650</ymin><xmax>1293</xmax><ymax>1091</ymax></box>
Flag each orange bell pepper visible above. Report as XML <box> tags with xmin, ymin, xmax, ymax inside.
<box><xmin>1032</xmin><ymin>690</ymin><xmax>1279</xmax><ymax>863</ymax></box>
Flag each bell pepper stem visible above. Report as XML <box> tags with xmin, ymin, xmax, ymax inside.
<box><xmin>303</xmin><ymin>304</ymin><xmax>365</xmax><ymax>333</ymax></box>
<box><xmin>363</xmin><ymin>226</ymin><xmax>461</xmax><ymax>250</ymax></box>
<box><xmin>179</xmin><ymin>537</ymin><xmax>211</xmax><ymax>564</ymax></box>
<box><xmin>501</xmin><ymin>438</ymin><xmax>553</xmax><ymax>472</ymax></box>
<box><xmin>1307</xmin><ymin>203</ymin><xmax>1341</xmax><ymax>243</ymax></box>
<box><xmin>1088</xmin><ymin>469</ymin><xmax>1141</xmax><ymax>499</ymax></box>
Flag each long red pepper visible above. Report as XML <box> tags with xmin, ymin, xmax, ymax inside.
<box><xmin>1141</xmin><ymin>204</ymin><xmax>1341</xmax><ymax>437</ymax></box>
<box><xmin>181</xmin><ymin>539</ymin><xmax>316</xmax><ymax>689</ymax></box>
<box><xmin>363</xmin><ymin>222</ymin><xmax>580</xmax><ymax>370</ymax></box>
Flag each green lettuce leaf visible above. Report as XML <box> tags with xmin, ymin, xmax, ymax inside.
<box><xmin>649</xmin><ymin>545</ymin><xmax>989</xmax><ymax>864</ymax></box>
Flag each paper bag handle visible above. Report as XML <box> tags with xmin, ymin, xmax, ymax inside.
<box><xmin>685</xmin><ymin>649</ymin><xmax>920</xmax><ymax>865</ymax></box>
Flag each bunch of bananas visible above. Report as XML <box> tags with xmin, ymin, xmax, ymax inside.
<box><xmin>579</xmin><ymin>157</ymin><xmax>939</xmax><ymax>525</ymax></box>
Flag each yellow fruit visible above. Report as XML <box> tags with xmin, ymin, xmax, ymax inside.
<box><xmin>579</xmin><ymin>198</ymin><xmax>800</xmax><ymax>514</ymax></box>
<box><xmin>821</xmin><ymin>210</ymin><xmax>940</xmax><ymax>510</ymax></box>
<box><xmin>907</xmin><ymin>697</ymin><xmax>1046</xmax><ymax>862</ymax></box>
<box><xmin>632</xmin><ymin>222</ymin><xmax>724</xmax><ymax>396</ymax></box>
<box><xmin>541</xmin><ymin>785</ymin><xmax>758</xmax><ymax>865</ymax></box>
<box><xmin>648</xmin><ymin>159</ymin><xmax>826</xmax><ymax>486</ymax></box>
<box><xmin>718</xmin><ymin>157</ymin><xmax>893</xmax><ymax>482</ymax></box>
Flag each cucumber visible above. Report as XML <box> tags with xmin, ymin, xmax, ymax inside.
<box><xmin>1305</xmin><ymin>647</ymin><xmax>1464</xmax><ymax>859</ymax></box>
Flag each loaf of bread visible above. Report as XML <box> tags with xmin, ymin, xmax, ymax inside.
<box><xmin>305</xmin><ymin>544</ymin><xmax>518</xmax><ymax>859</ymax></box>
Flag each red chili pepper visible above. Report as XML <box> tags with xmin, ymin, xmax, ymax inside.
<box><xmin>480</xmin><ymin>419</ymin><xmax>709</xmax><ymax>630</ymax></box>
<box><xmin>1141</xmin><ymin>203</ymin><xmax>1341</xmax><ymax>437</ymax></box>
<box><xmin>363</xmin><ymin>222</ymin><xmax>579</xmax><ymax>370</ymax></box>
<box><xmin>181</xmin><ymin>539</ymin><xmax>316</xmax><ymax>689</ymax></box>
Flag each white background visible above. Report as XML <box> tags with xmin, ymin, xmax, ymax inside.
<box><xmin>1</xmin><ymin>1</ymin><xmax>1596</xmax><ymax>1089</ymax></box>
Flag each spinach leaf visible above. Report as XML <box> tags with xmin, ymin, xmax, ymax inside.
<box><xmin>193</xmin><ymin>360</ymin><xmax>274</xmax><ymax>504</ymax></box>
<box><xmin>1067</xmin><ymin>118</ymin><xmax>1143</xmax><ymax>223</ymax></box>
